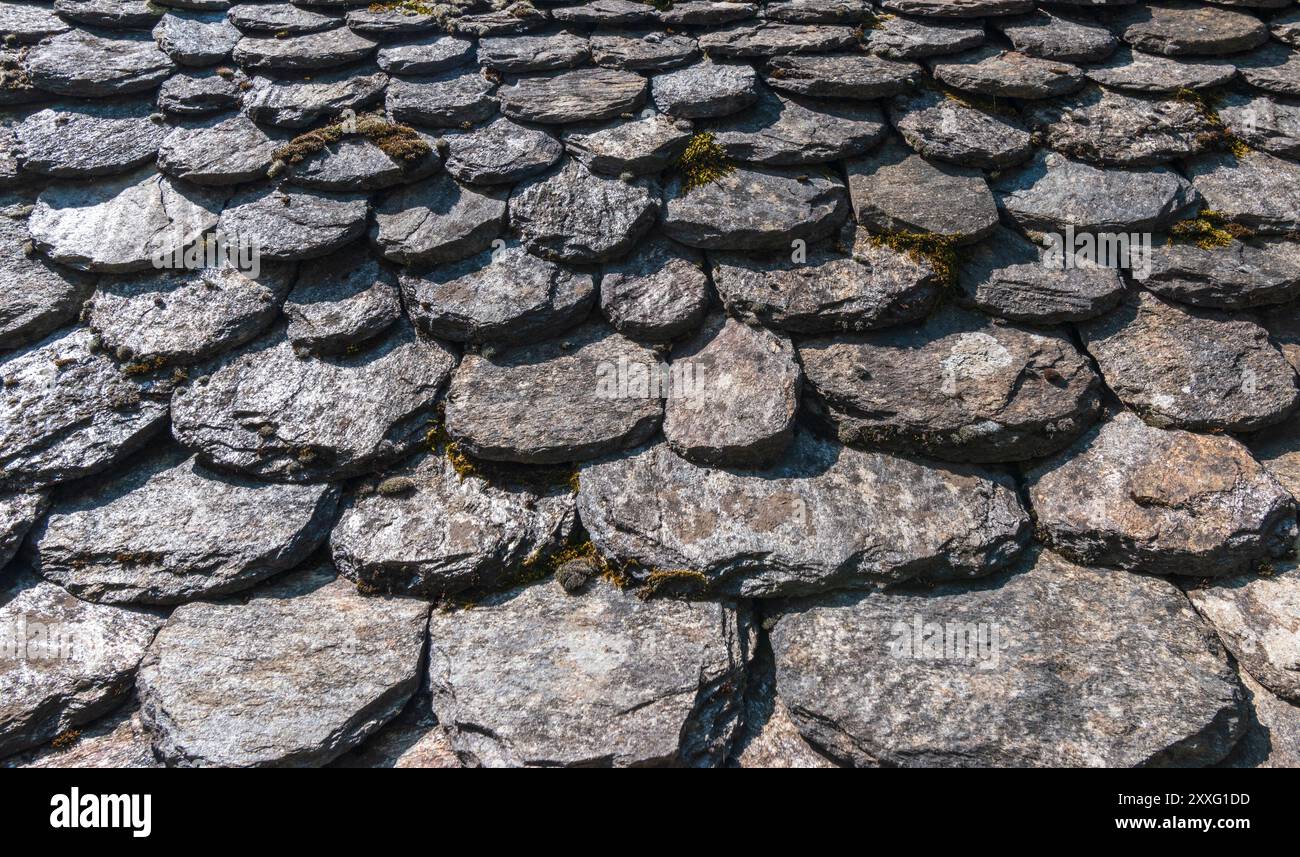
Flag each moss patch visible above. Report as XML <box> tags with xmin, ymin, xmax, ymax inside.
<box><xmin>50</xmin><ymin>729</ymin><xmax>81</xmax><ymax>751</ymax></box>
<box><xmin>273</xmin><ymin>113</ymin><xmax>432</xmax><ymax>168</ymax></box>
<box><xmin>674</xmin><ymin>131</ymin><xmax>736</xmax><ymax>194</ymax></box>
<box><xmin>1168</xmin><ymin>209</ymin><xmax>1254</xmax><ymax>250</ymax></box>
<box><xmin>636</xmin><ymin>567</ymin><xmax>709</xmax><ymax>600</ymax></box>
<box><xmin>1176</xmin><ymin>86</ymin><xmax>1252</xmax><ymax>158</ymax></box>
<box><xmin>367</xmin><ymin>0</ymin><xmax>436</xmax><ymax>15</ymax></box>
<box><xmin>870</xmin><ymin>230</ymin><xmax>961</xmax><ymax>287</ymax></box>
<box><xmin>424</xmin><ymin>408</ymin><xmax>578</xmax><ymax>493</ymax></box>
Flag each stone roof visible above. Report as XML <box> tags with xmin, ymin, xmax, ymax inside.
<box><xmin>2</xmin><ymin>0</ymin><xmax>1299</xmax><ymax>768</ymax></box>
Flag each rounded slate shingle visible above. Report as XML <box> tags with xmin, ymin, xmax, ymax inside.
<box><xmin>371</xmin><ymin>172</ymin><xmax>507</xmax><ymax>266</ymax></box>
<box><xmin>510</xmin><ymin>159</ymin><xmax>659</xmax><ymax>263</ymax></box>
<box><xmin>283</xmin><ymin>244</ymin><xmax>401</xmax><ymax>353</ymax></box>
<box><xmin>498</xmin><ymin>67</ymin><xmax>647</xmax><ymax>124</ymax></box>
<box><xmin>15</xmin><ymin>101</ymin><xmax>165</xmax><ymax>178</ymax></box>
<box><xmin>219</xmin><ymin>187</ymin><xmax>369</xmax><ymax>262</ymax></box>
<box><xmin>24</xmin><ymin>30</ymin><xmax>174</xmax><ymax>97</ymax></box>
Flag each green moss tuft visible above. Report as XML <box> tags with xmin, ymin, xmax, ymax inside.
<box><xmin>1168</xmin><ymin>209</ymin><xmax>1254</xmax><ymax>250</ymax></box>
<box><xmin>272</xmin><ymin>113</ymin><xmax>432</xmax><ymax>169</ymax></box>
<box><xmin>674</xmin><ymin>132</ymin><xmax>736</xmax><ymax>194</ymax></box>
<box><xmin>870</xmin><ymin>230</ymin><xmax>961</xmax><ymax>287</ymax></box>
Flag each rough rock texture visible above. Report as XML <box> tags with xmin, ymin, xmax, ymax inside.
<box><xmin>1134</xmin><ymin>237</ymin><xmax>1300</xmax><ymax>309</ymax></box>
<box><xmin>1221</xmin><ymin>671</ymin><xmax>1300</xmax><ymax>769</ymax></box>
<box><xmin>578</xmin><ymin>429</ymin><xmax>1030</xmax><ymax>598</ymax></box>
<box><xmin>498</xmin><ymin>68</ymin><xmax>647</xmax><ymax>124</ymax></box>
<box><xmin>769</xmin><ymin>549</ymin><xmax>1248</xmax><ymax>767</ymax></box>
<box><xmin>707</xmin><ymin>89</ymin><xmax>886</xmax><ymax>165</ymax></box>
<box><xmin>16</xmin><ymin>102</ymin><xmax>165</xmax><ymax>178</ymax></box>
<box><xmin>510</xmin><ymin>160</ymin><xmax>659</xmax><ymax>263</ymax></box>
<box><xmin>763</xmin><ymin>52</ymin><xmax>921</xmax><ymax>99</ymax></box>
<box><xmin>889</xmin><ymin>89</ymin><xmax>1034</xmax><ymax>170</ymax></box>
<box><xmin>370</xmin><ymin>174</ymin><xmax>506</xmax><ymax>266</ymax></box>
<box><xmin>600</xmin><ymin>236</ymin><xmax>710</xmax><ymax>340</ymax></box>
<box><xmin>1027</xmin><ymin>412</ymin><xmax>1296</xmax><ymax>577</ymax></box>
<box><xmin>930</xmin><ymin>46</ymin><xmax>1085</xmax><ymax>100</ymax></box>
<box><xmin>157</xmin><ymin>114</ymin><xmax>277</xmax><ymax>186</ymax></box>
<box><xmin>136</xmin><ymin>566</ymin><xmax>428</xmax><ymax>767</ymax></box>
<box><xmin>565</xmin><ymin>114</ymin><xmax>692</xmax><ymax>176</ymax></box>
<box><xmin>1185</xmin><ymin>151</ymin><xmax>1300</xmax><ymax>235</ymax></box>
<box><xmin>1024</xmin><ymin>87</ymin><xmax>1216</xmax><ymax>166</ymax></box>
<box><xmin>427</xmin><ymin>578</ymin><xmax>753</xmax><ymax>767</ymax></box>
<box><xmin>283</xmin><ymin>245</ymin><xmax>401</xmax><ymax>353</ymax></box>
<box><xmin>0</xmin><ymin>199</ymin><xmax>95</xmax><ymax>349</ymax></box>
<box><xmin>4</xmin><ymin>702</ymin><xmax>159</xmax><ymax>769</ymax></box>
<box><xmin>663</xmin><ymin>166</ymin><xmax>848</xmax><ymax>250</ymax></box>
<box><xmin>1085</xmin><ymin>46</ymin><xmax>1236</xmax><ymax>93</ymax></box>
<box><xmin>1112</xmin><ymin>1</ymin><xmax>1267</xmax><ymax>57</ymax></box>
<box><xmin>219</xmin><ymin>187</ymin><xmax>368</xmax><ymax>263</ymax></box>
<box><xmin>24</xmin><ymin>30</ymin><xmax>173</xmax><ymax>97</ymax></box>
<box><xmin>442</xmin><ymin>117</ymin><xmax>562</xmax><ymax>185</ymax></box>
<box><xmin>0</xmin><ymin>491</ymin><xmax>49</xmax><ymax>573</ymax></box>
<box><xmin>331</xmin><ymin>452</ymin><xmax>576</xmax><ymax>599</ymax></box>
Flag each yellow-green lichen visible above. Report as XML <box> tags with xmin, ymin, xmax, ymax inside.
<box><xmin>674</xmin><ymin>132</ymin><xmax>736</xmax><ymax>194</ymax></box>
<box><xmin>1168</xmin><ymin>209</ymin><xmax>1254</xmax><ymax>250</ymax></box>
<box><xmin>870</xmin><ymin>230</ymin><xmax>961</xmax><ymax>287</ymax></box>
<box><xmin>273</xmin><ymin>113</ymin><xmax>432</xmax><ymax>169</ymax></box>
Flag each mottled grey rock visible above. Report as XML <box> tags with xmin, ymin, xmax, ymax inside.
<box><xmin>1025</xmin><ymin>87</ymin><xmax>1216</xmax><ymax>167</ymax></box>
<box><xmin>0</xmin><ymin>574</ymin><xmax>163</xmax><ymax>759</ymax></box>
<box><xmin>15</xmin><ymin>101</ymin><xmax>165</xmax><ymax>178</ymax></box>
<box><xmin>711</xmin><ymin>226</ymin><xmax>940</xmax><ymax>334</ymax></box>
<box><xmin>452</xmin><ymin>4</ymin><xmax>548</xmax><ymax>37</ymax></box>
<box><xmin>1081</xmin><ymin>290</ymin><xmax>1298</xmax><ymax>433</ymax></box>
<box><xmin>445</xmin><ymin>321</ymin><xmax>664</xmax><ymax>464</ymax></box>
<box><xmin>29</xmin><ymin>169</ymin><xmax>222</xmax><ymax>273</ymax></box>
<box><xmin>0</xmin><ymin>201</ymin><xmax>95</xmax><ymax>349</ymax></box>
<box><xmin>664</xmin><ymin>315</ymin><xmax>800</xmax><ymax>467</ymax></box>
<box><xmin>0</xmin><ymin>327</ymin><xmax>169</xmax><ymax>490</ymax></box>
<box><xmin>3</xmin><ymin>701</ymin><xmax>159</xmax><ymax>769</ymax></box>
<box><xmin>0</xmin><ymin>45</ymin><xmax>42</xmax><ymax>108</ymax></box>
<box><xmin>1218</xmin><ymin>92</ymin><xmax>1300</xmax><ymax>159</ymax></box>
<box><xmin>930</xmin><ymin>46</ymin><xmax>1084</xmax><ymax>99</ymax></box>
<box><xmin>371</xmin><ymin>173</ymin><xmax>506</xmax><ymax>266</ymax></box>
<box><xmin>1221</xmin><ymin>670</ymin><xmax>1300</xmax><ymax>769</ymax></box>
<box><xmin>1113</xmin><ymin>1</ymin><xmax>1267</xmax><ymax>56</ymax></box>
<box><xmin>1028</xmin><ymin>412</ymin><xmax>1296</xmax><ymax>577</ymax></box>
<box><xmin>284</xmin><ymin>244</ymin><xmax>400</xmax><ymax>353</ymax></box>
<box><xmin>770</xmin><ymin>549</ymin><xmax>1247</xmax><ymax>767</ymax></box>
<box><xmin>1274</xmin><ymin>7</ymin><xmax>1300</xmax><ymax>46</ymax></box>
<box><xmin>384</xmin><ymin>69</ymin><xmax>496</xmax><ymax>128</ymax></box>
<box><xmin>52</xmin><ymin>0</ymin><xmax>159</xmax><ymax>30</ymax></box>
<box><xmin>24</xmin><ymin>30</ymin><xmax>173</xmax><ymax>97</ymax></box>
<box><xmin>510</xmin><ymin>160</ymin><xmax>658</xmax><ymax>264</ymax></box>
<box><xmin>994</xmin><ymin>151</ymin><xmax>1200</xmax><ymax>233</ymax></box>
<box><xmin>846</xmin><ymin>139</ymin><xmax>998</xmax><ymax>243</ymax></box>
<box><xmin>1187</xmin><ymin>563</ymin><xmax>1300</xmax><ymax>704</ymax></box>
<box><xmin>345</xmin><ymin>7</ymin><xmax>438</xmax><ymax>35</ymax></box>
<box><xmin>242</xmin><ymin>69</ymin><xmax>387</xmax><ymax>129</ymax></box>
<box><xmin>764</xmin><ymin>0</ymin><xmax>877</xmax><ymax>24</ymax></box>
<box><xmin>401</xmin><ymin>239</ymin><xmax>594</xmax><ymax>344</ymax></box>
<box><xmin>578</xmin><ymin>429</ymin><xmax>1030</xmax><ymax>597</ymax></box>
<box><xmin>764</xmin><ymin>52</ymin><xmax>921</xmax><ymax>99</ymax></box>
<box><xmin>30</xmin><ymin>451</ymin><xmax>339</xmax><ymax>605</ymax></box>
<box><xmin>0</xmin><ymin>3</ymin><xmax>71</xmax><ymax>44</ymax></box>
<box><xmin>0</xmin><ymin>491</ymin><xmax>48</xmax><ymax>573</ymax></box>
<box><xmin>728</xmin><ymin>641</ymin><xmax>835</xmax><ymax>768</ymax></box>
<box><xmin>600</xmin><ymin>236</ymin><xmax>709</xmax><ymax>341</ymax></box>
<box><xmin>696</xmin><ymin>21</ymin><xmax>859</xmax><ymax>57</ymax></box>
<box><xmin>957</xmin><ymin>226</ymin><xmax>1125</xmax><ymax>324</ymax></box>
<box><xmin>219</xmin><ymin>187</ymin><xmax>367</xmax><ymax>263</ymax></box>
<box><xmin>442</xmin><ymin>117</ymin><xmax>561</xmax><ymax>185</ymax></box>
<box><xmin>479</xmin><ymin>31</ymin><xmax>589</xmax><ymax>73</ymax></box>
<box><xmin>659</xmin><ymin>0</ymin><xmax>759</xmax><ymax>27</ymax></box>
<box><xmin>498</xmin><ymin>68</ymin><xmax>647</xmax><ymax>124</ymax></box>
<box><xmin>157</xmin><ymin>68</ymin><xmax>247</xmax><ymax>115</ymax></box>
<box><xmin>286</xmin><ymin>135</ymin><xmax>439</xmax><ymax>192</ymax></box>
<box><xmin>1251</xmin><ymin>416</ymin><xmax>1300</xmax><ymax>499</ymax></box>
<box><xmin>329</xmin><ymin>717</ymin><xmax>461</xmax><ymax>769</ymax></box>
<box><xmin>331</xmin><ymin>452</ymin><xmax>576</xmax><ymax>598</ymax></box>
<box><xmin>152</xmin><ymin>11</ymin><xmax>239</xmax><ymax>66</ymax></box>
<box><xmin>663</xmin><ymin>165</ymin><xmax>848</xmax><ymax>251</ymax></box>
<box><xmin>376</xmin><ymin>34</ymin><xmax>475</xmax><ymax>75</ymax></box>
<box><xmin>428</xmin><ymin>577</ymin><xmax>753</xmax><ymax>768</ymax></box>
<box><xmin>232</xmin><ymin>27</ymin><xmax>376</xmax><ymax>71</ymax></box>
<box><xmin>86</xmin><ymin>261</ymin><xmax>293</xmax><ymax>365</ymax></box>
<box><xmin>157</xmin><ymin>114</ymin><xmax>277</xmax><ymax>185</ymax></box>
<box><xmin>227</xmin><ymin>3</ymin><xmax>340</xmax><ymax>34</ymax></box>
<box><xmin>137</xmin><ymin>565</ymin><xmax>429</xmax><ymax>767</ymax></box>
<box><xmin>564</xmin><ymin>114</ymin><xmax>692</xmax><ymax>176</ymax></box>
<box><xmin>889</xmin><ymin>89</ymin><xmax>1033</xmax><ymax>170</ymax></box>
<box><xmin>992</xmin><ymin>10</ymin><xmax>1116</xmax><ymax>62</ymax></box>
<box><xmin>171</xmin><ymin>325</ymin><xmax>456</xmax><ymax>481</ymax></box>
<box><xmin>1185</xmin><ymin>151</ymin><xmax>1300</xmax><ymax>235</ymax></box>
<box><xmin>552</xmin><ymin>0</ymin><xmax>657</xmax><ymax>27</ymax></box>
<box><xmin>881</xmin><ymin>0</ymin><xmax>1032</xmax><ymax>16</ymax></box>
<box><xmin>590</xmin><ymin>30</ymin><xmax>699</xmax><ymax>71</ymax></box>
<box><xmin>864</xmin><ymin>13</ymin><xmax>984</xmax><ymax>59</ymax></box>
<box><xmin>706</xmin><ymin>89</ymin><xmax>885</xmax><ymax>165</ymax></box>
<box><xmin>801</xmin><ymin>305</ymin><xmax>1100</xmax><ymax>463</ymax></box>
<box><xmin>652</xmin><ymin>61</ymin><xmax>758</xmax><ymax>119</ymax></box>
<box><xmin>1135</xmin><ymin>237</ymin><xmax>1300</xmax><ymax>309</ymax></box>
<box><xmin>1084</xmin><ymin>46</ymin><xmax>1236</xmax><ymax>93</ymax></box>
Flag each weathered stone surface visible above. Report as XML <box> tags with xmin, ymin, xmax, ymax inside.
<box><xmin>664</xmin><ymin>315</ymin><xmax>800</xmax><ymax>467</ymax></box>
<box><xmin>1187</xmin><ymin>563</ymin><xmax>1300</xmax><ymax>704</ymax></box>
<box><xmin>30</xmin><ymin>450</ymin><xmax>339</xmax><ymax>605</ymax></box>
<box><xmin>764</xmin><ymin>52</ymin><xmax>921</xmax><ymax>99</ymax></box>
<box><xmin>763</xmin><ymin>0</ymin><xmax>877</xmax><ymax>24</ymax></box>
<box><xmin>711</xmin><ymin>227</ymin><xmax>940</xmax><ymax>334</ymax></box>
<box><xmin>153</xmin><ymin>11</ymin><xmax>240</xmax><ymax>66</ymax></box>
<box><xmin>663</xmin><ymin>166</ymin><xmax>848</xmax><ymax>251</ymax></box>
<box><xmin>1251</xmin><ymin>417</ymin><xmax>1300</xmax><ymax>502</ymax></box>
<box><xmin>0</xmin><ymin>574</ymin><xmax>163</xmax><ymax>759</ymax></box>
<box><xmin>157</xmin><ymin>68</ymin><xmax>247</xmax><ymax>115</ymax></box>
<box><xmin>1135</xmin><ymin>237</ymin><xmax>1300</xmax><ymax>309</ymax></box>
<box><xmin>0</xmin><ymin>491</ymin><xmax>48</xmax><ymax>573</ymax></box>
<box><xmin>0</xmin><ymin>327</ymin><xmax>169</xmax><ymax>490</ymax></box>
<box><xmin>769</xmin><ymin>549</ymin><xmax>1248</xmax><ymax>767</ymax></box>
<box><xmin>136</xmin><ymin>565</ymin><xmax>429</xmax><ymax>767</ymax></box>
<box><xmin>4</xmin><ymin>701</ymin><xmax>159</xmax><ymax>769</ymax></box>
<box><xmin>889</xmin><ymin>89</ymin><xmax>1033</xmax><ymax>170</ymax></box>
<box><xmin>227</xmin><ymin>3</ymin><xmax>340</xmax><ymax>34</ymax></box>
<box><xmin>86</xmin><ymin>262</ymin><xmax>291</xmax><ymax>366</ymax></box>
<box><xmin>0</xmin><ymin>3</ymin><xmax>71</xmax><ymax>44</ymax></box>
<box><xmin>24</xmin><ymin>30</ymin><xmax>173</xmax><ymax>97</ymax></box>
<box><xmin>1218</xmin><ymin>93</ymin><xmax>1300</xmax><ymax>159</ymax></box>
<box><xmin>498</xmin><ymin>68</ymin><xmax>647</xmax><ymax>124</ymax></box>
<box><xmin>219</xmin><ymin>187</ymin><xmax>367</xmax><ymax>262</ymax></box>
<box><xmin>1112</xmin><ymin>1</ymin><xmax>1267</xmax><ymax>57</ymax></box>
<box><xmin>329</xmin><ymin>715</ymin><xmax>461</xmax><ymax>769</ymax></box>
<box><xmin>600</xmin><ymin>236</ymin><xmax>709</xmax><ymax>341</ymax></box>
<box><xmin>402</xmin><ymin>239</ymin><xmax>593</xmax><ymax>345</ymax></box>
<box><xmin>371</xmin><ymin>173</ymin><xmax>506</xmax><ymax>266</ymax></box>
<box><xmin>1081</xmin><ymin>290</ymin><xmax>1298</xmax><ymax>433</ymax></box>
<box><xmin>428</xmin><ymin>577</ymin><xmax>752</xmax><ymax>768</ymax></box>
<box><xmin>384</xmin><ymin>69</ymin><xmax>497</xmax><ymax>128</ymax></box>
<box><xmin>330</xmin><ymin>452</ymin><xmax>576</xmax><ymax>598</ymax></box>
<box><xmin>510</xmin><ymin>160</ymin><xmax>658</xmax><ymax>264</ymax></box>
<box><xmin>479</xmin><ymin>31</ymin><xmax>589</xmax><ymax>73</ymax></box>
<box><xmin>957</xmin><ymin>226</ymin><xmax>1125</xmax><ymax>324</ymax></box>
<box><xmin>158</xmin><ymin>114</ymin><xmax>277</xmax><ymax>185</ymax></box>
<box><xmin>16</xmin><ymin>101</ymin><xmax>165</xmax><ymax>178</ymax></box>
<box><xmin>376</xmin><ymin>34</ymin><xmax>475</xmax><ymax>75</ymax></box>
<box><xmin>659</xmin><ymin>0</ymin><xmax>760</xmax><ymax>27</ymax></box>
<box><xmin>345</xmin><ymin>7</ymin><xmax>438</xmax><ymax>35</ymax></box>
<box><xmin>564</xmin><ymin>114</ymin><xmax>691</xmax><ymax>176</ymax></box>
<box><xmin>728</xmin><ymin>642</ymin><xmax>834</xmax><ymax>768</ymax></box>
<box><xmin>0</xmin><ymin>45</ymin><xmax>42</xmax><ymax>108</ymax></box>
<box><xmin>552</xmin><ymin>0</ymin><xmax>657</xmax><ymax>27</ymax></box>
<box><xmin>881</xmin><ymin>0</ymin><xmax>1033</xmax><ymax>16</ymax></box>
<box><xmin>442</xmin><ymin>117</ymin><xmax>561</xmax><ymax>185</ymax></box>
<box><xmin>652</xmin><ymin>61</ymin><xmax>758</xmax><ymax>119</ymax></box>
<box><xmin>285</xmin><ymin>135</ymin><xmax>439</xmax><ymax>192</ymax></box>
<box><xmin>1084</xmin><ymin>46</ymin><xmax>1237</xmax><ymax>93</ymax></box>
<box><xmin>30</xmin><ymin>169</ymin><xmax>222</xmax><ymax>273</ymax></box>
<box><xmin>706</xmin><ymin>89</ymin><xmax>885</xmax><ymax>165</ymax></box>
<box><xmin>578</xmin><ymin>429</ymin><xmax>1030</xmax><ymax>597</ymax></box>
<box><xmin>994</xmin><ymin>151</ymin><xmax>1200</xmax><ymax>233</ymax></box>
<box><xmin>53</xmin><ymin>0</ymin><xmax>161</xmax><ymax>27</ymax></box>
<box><xmin>0</xmin><ymin>200</ymin><xmax>95</xmax><ymax>349</ymax></box>
<box><xmin>1185</xmin><ymin>152</ymin><xmax>1300</xmax><ymax>235</ymax></box>
<box><xmin>864</xmin><ymin>14</ymin><xmax>984</xmax><ymax>59</ymax></box>
<box><xmin>993</xmin><ymin>10</ymin><xmax>1117</xmax><ymax>62</ymax></box>
<box><xmin>930</xmin><ymin>46</ymin><xmax>1084</xmax><ymax>99</ymax></box>
<box><xmin>452</xmin><ymin>5</ymin><xmax>548</xmax><ymax>37</ymax></box>
<box><xmin>590</xmin><ymin>30</ymin><xmax>699</xmax><ymax>71</ymax></box>
<box><xmin>445</xmin><ymin>322</ymin><xmax>664</xmax><ymax>465</ymax></box>
<box><xmin>1025</xmin><ymin>87</ymin><xmax>1215</xmax><ymax>166</ymax></box>
<box><xmin>1028</xmin><ymin>412</ymin><xmax>1296</xmax><ymax>577</ymax></box>
<box><xmin>232</xmin><ymin>27</ymin><xmax>377</xmax><ymax>71</ymax></box>
<box><xmin>846</xmin><ymin>139</ymin><xmax>998</xmax><ymax>243</ymax></box>
<box><xmin>242</xmin><ymin>69</ymin><xmax>387</xmax><ymax>129</ymax></box>
<box><xmin>172</xmin><ymin>325</ymin><xmax>456</xmax><ymax>481</ymax></box>
<box><xmin>284</xmin><ymin>245</ymin><xmax>400</xmax><ymax>353</ymax></box>
<box><xmin>1221</xmin><ymin>670</ymin><xmax>1300</xmax><ymax>769</ymax></box>
<box><xmin>696</xmin><ymin>21</ymin><xmax>859</xmax><ymax>57</ymax></box>
<box><xmin>801</xmin><ymin>305</ymin><xmax>1100</xmax><ymax>463</ymax></box>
